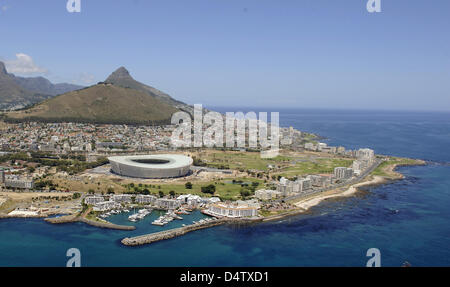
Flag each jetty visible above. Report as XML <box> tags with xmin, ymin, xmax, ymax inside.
<box><xmin>121</xmin><ymin>218</ymin><xmax>228</xmax><ymax>246</ymax></box>
<box><xmin>44</xmin><ymin>209</ymin><xmax>135</xmax><ymax>231</ymax></box>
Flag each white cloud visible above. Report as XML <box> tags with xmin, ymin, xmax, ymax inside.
<box><xmin>1</xmin><ymin>6</ymin><xmax>8</xmax><ymax>12</ymax></box>
<box><xmin>4</xmin><ymin>53</ymin><xmax>47</xmax><ymax>75</ymax></box>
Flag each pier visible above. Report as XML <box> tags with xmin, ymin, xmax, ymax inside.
<box><xmin>44</xmin><ymin>213</ymin><xmax>136</xmax><ymax>231</ymax></box>
<box><xmin>121</xmin><ymin>218</ymin><xmax>228</xmax><ymax>246</ymax></box>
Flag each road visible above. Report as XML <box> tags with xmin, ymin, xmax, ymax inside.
<box><xmin>277</xmin><ymin>158</ymin><xmax>383</xmax><ymax>203</ymax></box>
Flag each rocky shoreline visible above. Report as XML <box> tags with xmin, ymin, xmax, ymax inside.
<box><xmin>2</xmin><ymin>158</ymin><xmax>427</xmax><ymax>245</ymax></box>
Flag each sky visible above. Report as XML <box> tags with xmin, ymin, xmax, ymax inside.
<box><xmin>0</xmin><ymin>0</ymin><xmax>449</xmax><ymax>111</ymax></box>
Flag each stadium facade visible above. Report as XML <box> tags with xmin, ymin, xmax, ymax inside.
<box><xmin>108</xmin><ymin>154</ymin><xmax>193</xmax><ymax>179</ymax></box>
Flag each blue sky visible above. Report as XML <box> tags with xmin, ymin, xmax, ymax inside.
<box><xmin>0</xmin><ymin>0</ymin><xmax>449</xmax><ymax>111</ymax></box>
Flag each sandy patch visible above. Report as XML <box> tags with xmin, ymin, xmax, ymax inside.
<box><xmin>8</xmin><ymin>210</ymin><xmax>40</xmax><ymax>217</ymax></box>
<box><xmin>294</xmin><ymin>176</ymin><xmax>386</xmax><ymax>211</ymax></box>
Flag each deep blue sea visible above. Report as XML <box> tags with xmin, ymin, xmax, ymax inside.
<box><xmin>1</xmin><ymin>108</ymin><xmax>450</xmax><ymax>267</ymax></box>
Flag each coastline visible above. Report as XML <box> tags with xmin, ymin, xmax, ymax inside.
<box><xmin>293</xmin><ymin>175</ymin><xmax>386</xmax><ymax>211</ymax></box>
<box><xmin>1</xmin><ymin>157</ymin><xmax>426</xmax><ymax>246</ymax></box>
<box><xmin>260</xmin><ymin>159</ymin><xmax>426</xmax><ymax>222</ymax></box>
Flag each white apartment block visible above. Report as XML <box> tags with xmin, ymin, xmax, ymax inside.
<box><xmin>111</xmin><ymin>194</ymin><xmax>133</xmax><ymax>203</ymax></box>
<box><xmin>255</xmin><ymin>189</ymin><xmax>282</xmax><ymax>200</ymax></box>
<box><xmin>206</xmin><ymin>202</ymin><xmax>259</xmax><ymax>218</ymax></box>
<box><xmin>356</xmin><ymin>148</ymin><xmax>375</xmax><ymax>161</ymax></box>
<box><xmin>334</xmin><ymin>167</ymin><xmax>354</xmax><ymax>180</ymax></box>
<box><xmin>93</xmin><ymin>201</ymin><xmax>121</xmax><ymax>211</ymax></box>
<box><xmin>135</xmin><ymin>194</ymin><xmax>157</xmax><ymax>204</ymax></box>
<box><xmin>155</xmin><ymin>198</ymin><xmax>181</xmax><ymax>210</ymax></box>
<box><xmin>85</xmin><ymin>196</ymin><xmax>105</xmax><ymax>205</ymax></box>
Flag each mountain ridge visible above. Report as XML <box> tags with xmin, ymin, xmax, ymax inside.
<box><xmin>0</xmin><ymin>61</ymin><xmax>83</xmax><ymax>110</ymax></box>
<box><xmin>4</xmin><ymin>66</ymin><xmax>183</xmax><ymax>125</ymax></box>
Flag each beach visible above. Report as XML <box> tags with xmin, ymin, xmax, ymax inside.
<box><xmin>293</xmin><ymin>175</ymin><xmax>386</xmax><ymax>211</ymax></box>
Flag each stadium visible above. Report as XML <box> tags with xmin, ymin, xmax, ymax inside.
<box><xmin>108</xmin><ymin>154</ymin><xmax>193</xmax><ymax>179</ymax></box>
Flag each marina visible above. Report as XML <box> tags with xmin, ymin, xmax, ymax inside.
<box><xmin>104</xmin><ymin>209</ymin><xmax>212</xmax><ymax>233</ymax></box>
<box><xmin>152</xmin><ymin>211</ymin><xmax>183</xmax><ymax>226</ymax></box>
<box><xmin>128</xmin><ymin>208</ymin><xmax>152</xmax><ymax>222</ymax></box>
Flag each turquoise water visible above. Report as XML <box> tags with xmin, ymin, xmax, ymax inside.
<box><xmin>1</xmin><ymin>109</ymin><xmax>450</xmax><ymax>266</ymax></box>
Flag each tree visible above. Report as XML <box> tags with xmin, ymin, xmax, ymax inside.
<box><xmin>142</xmin><ymin>188</ymin><xmax>150</xmax><ymax>195</ymax></box>
<box><xmin>158</xmin><ymin>191</ymin><xmax>164</xmax><ymax>198</ymax></box>
<box><xmin>240</xmin><ymin>189</ymin><xmax>251</xmax><ymax>198</ymax></box>
<box><xmin>169</xmin><ymin>190</ymin><xmax>176</xmax><ymax>197</ymax></box>
<box><xmin>185</xmin><ymin>182</ymin><xmax>193</xmax><ymax>189</ymax></box>
<box><xmin>107</xmin><ymin>187</ymin><xmax>115</xmax><ymax>194</ymax></box>
<box><xmin>88</xmin><ymin>189</ymin><xmax>95</xmax><ymax>195</ymax></box>
<box><xmin>201</xmin><ymin>184</ymin><xmax>216</xmax><ymax>195</ymax></box>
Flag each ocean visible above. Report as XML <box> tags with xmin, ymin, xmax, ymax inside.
<box><xmin>1</xmin><ymin>108</ymin><xmax>449</xmax><ymax>267</ymax></box>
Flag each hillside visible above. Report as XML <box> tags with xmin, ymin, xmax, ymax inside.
<box><xmin>105</xmin><ymin>67</ymin><xmax>193</xmax><ymax>114</ymax></box>
<box><xmin>5</xmin><ymin>68</ymin><xmax>181</xmax><ymax>125</ymax></box>
<box><xmin>0</xmin><ymin>61</ymin><xmax>82</xmax><ymax>110</ymax></box>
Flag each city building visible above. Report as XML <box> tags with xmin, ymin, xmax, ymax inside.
<box><xmin>135</xmin><ymin>194</ymin><xmax>157</xmax><ymax>204</ymax></box>
<box><xmin>334</xmin><ymin>167</ymin><xmax>354</xmax><ymax>180</ymax></box>
<box><xmin>93</xmin><ymin>201</ymin><xmax>121</xmax><ymax>211</ymax></box>
<box><xmin>4</xmin><ymin>179</ymin><xmax>34</xmax><ymax>189</ymax></box>
<box><xmin>205</xmin><ymin>201</ymin><xmax>259</xmax><ymax>218</ymax></box>
<box><xmin>307</xmin><ymin>174</ymin><xmax>332</xmax><ymax>188</ymax></box>
<box><xmin>111</xmin><ymin>194</ymin><xmax>133</xmax><ymax>203</ymax></box>
<box><xmin>155</xmin><ymin>198</ymin><xmax>181</xmax><ymax>210</ymax></box>
<box><xmin>277</xmin><ymin>177</ymin><xmax>312</xmax><ymax>196</ymax></box>
<box><xmin>356</xmin><ymin>148</ymin><xmax>375</xmax><ymax>161</ymax></box>
<box><xmin>177</xmin><ymin>194</ymin><xmax>202</xmax><ymax>206</ymax></box>
<box><xmin>85</xmin><ymin>196</ymin><xmax>104</xmax><ymax>205</ymax></box>
<box><xmin>255</xmin><ymin>189</ymin><xmax>282</xmax><ymax>200</ymax></box>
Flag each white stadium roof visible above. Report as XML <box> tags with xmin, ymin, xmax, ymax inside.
<box><xmin>108</xmin><ymin>154</ymin><xmax>193</xmax><ymax>170</ymax></box>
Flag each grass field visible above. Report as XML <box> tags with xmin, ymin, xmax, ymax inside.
<box><xmin>276</xmin><ymin>158</ymin><xmax>354</xmax><ymax>178</ymax></box>
<box><xmin>371</xmin><ymin>157</ymin><xmax>424</xmax><ymax>177</ymax></box>
<box><xmin>124</xmin><ymin>177</ymin><xmax>265</xmax><ymax>201</ymax></box>
<box><xmin>193</xmin><ymin>150</ymin><xmax>292</xmax><ymax>171</ymax></box>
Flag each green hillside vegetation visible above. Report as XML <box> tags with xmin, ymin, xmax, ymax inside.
<box><xmin>372</xmin><ymin>157</ymin><xmax>424</xmax><ymax>177</ymax></box>
<box><xmin>5</xmin><ymin>84</ymin><xmax>178</xmax><ymax>125</ymax></box>
<box><xmin>105</xmin><ymin>67</ymin><xmax>185</xmax><ymax>107</ymax></box>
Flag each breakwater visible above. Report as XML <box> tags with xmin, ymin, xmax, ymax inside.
<box><xmin>45</xmin><ymin>214</ymin><xmax>135</xmax><ymax>231</ymax></box>
<box><xmin>121</xmin><ymin>218</ymin><xmax>228</xmax><ymax>246</ymax></box>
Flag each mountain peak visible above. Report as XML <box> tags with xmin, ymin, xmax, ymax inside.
<box><xmin>0</xmin><ymin>61</ymin><xmax>7</xmax><ymax>75</ymax></box>
<box><xmin>105</xmin><ymin>66</ymin><xmax>133</xmax><ymax>82</ymax></box>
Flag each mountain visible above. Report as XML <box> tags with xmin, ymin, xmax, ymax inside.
<box><xmin>0</xmin><ymin>61</ymin><xmax>83</xmax><ymax>110</ymax></box>
<box><xmin>105</xmin><ymin>67</ymin><xmax>194</xmax><ymax>115</ymax></box>
<box><xmin>12</xmin><ymin>76</ymin><xmax>83</xmax><ymax>97</ymax></box>
<box><xmin>4</xmin><ymin>67</ymin><xmax>181</xmax><ymax>125</ymax></box>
